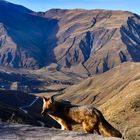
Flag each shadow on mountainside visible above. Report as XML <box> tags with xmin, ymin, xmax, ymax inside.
<box><xmin>121</xmin><ymin>15</ymin><xmax>140</xmax><ymax>62</ymax></box>
<box><xmin>0</xmin><ymin>6</ymin><xmax>59</xmax><ymax>68</ymax></box>
<box><xmin>0</xmin><ymin>90</ymin><xmax>60</xmax><ymax>128</ymax></box>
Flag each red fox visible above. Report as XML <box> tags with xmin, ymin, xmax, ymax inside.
<box><xmin>41</xmin><ymin>96</ymin><xmax>122</xmax><ymax>138</ymax></box>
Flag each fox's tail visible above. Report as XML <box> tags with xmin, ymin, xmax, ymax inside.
<box><xmin>94</xmin><ymin>109</ymin><xmax>123</xmax><ymax>138</ymax></box>
<box><xmin>98</xmin><ymin>117</ymin><xmax>123</xmax><ymax>138</ymax></box>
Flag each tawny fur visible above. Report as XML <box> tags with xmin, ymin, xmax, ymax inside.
<box><xmin>41</xmin><ymin>96</ymin><xmax>122</xmax><ymax>138</ymax></box>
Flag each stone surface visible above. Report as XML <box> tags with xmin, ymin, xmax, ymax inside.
<box><xmin>0</xmin><ymin>122</ymin><xmax>122</xmax><ymax>140</ymax></box>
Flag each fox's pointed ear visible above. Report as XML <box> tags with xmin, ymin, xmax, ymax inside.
<box><xmin>49</xmin><ymin>98</ymin><xmax>53</xmax><ymax>104</ymax></box>
<box><xmin>42</xmin><ymin>96</ymin><xmax>46</xmax><ymax>101</ymax></box>
<box><xmin>42</xmin><ymin>96</ymin><xmax>49</xmax><ymax>102</ymax></box>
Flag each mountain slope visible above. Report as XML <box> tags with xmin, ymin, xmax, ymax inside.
<box><xmin>0</xmin><ymin>1</ymin><xmax>140</xmax><ymax>75</ymax></box>
<box><xmin>100</xmin><ymin>79</ymin><xmax>140</xmax><ymax>140</ymax></box>
<box><xmin>38</xmin><ymin>9</ymin><xmax>140</xmax><ymax>75</ymax></box>
<box><xmin>0</xmin><ymin>0</ymin><xmax>32</xmax><ymax>13</ymax></box>
<box><xmin>0</xmin><ymin>1</ymin><xmax>59</xmax><ymax>69</ymax></box>
<box><xmin>58</xmin><ymin>62</ymin><xmax>140</xmax><ymax>105</ymax></box>
<box><xmin>54</xmin><ymin>62</ymin><xmax>140</xmax><ymax>140</ymax></box>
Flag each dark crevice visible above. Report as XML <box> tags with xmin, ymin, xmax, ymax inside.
<box><xmin>80</xmin><ymin>32</ymin><xmax>94</xmax><ymax>63</ymax></box>
<box><xmin>120</xmin><ymin>16</ymin><xmax>140</xmax><ymax>62</ymax></box>
<box><xmin>119</xmin><ymin>51</ymin><xmax>127</xmax><ymax>63</ymax></box>
<box><xmin>103</xmin><ymin>52</ymin><xmax>109</xmax><ymax>72</ymax></box>
<box><xmin>57</xmin><ymin>37</ymin><xmax>76</xmax><ymax>63</ymax></box>
<box><xmin>79</xmin><ymin>32</ymin><xmax>94</xmax><ymax>76</ymax></box>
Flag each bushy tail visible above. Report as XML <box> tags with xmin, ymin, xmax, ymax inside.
<box><xmin>94</xmin><ymin>109</ymin><xmax>123</xmax><ymax>138</ymax></box>
<box><xmin>99</xmin><ymin>117</ymin><xmax>122</xmax><ymax>138</ymax></box>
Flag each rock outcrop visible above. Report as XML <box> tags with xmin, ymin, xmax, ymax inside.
<box><xmin>0</xmin><ymin>122</ymin><xmax>123</xmax><ymax>140</ymax></box>
<box><xmin>0</xmin><ymin>90</ymin><xmax>60</xmax><ymax>128</ymax></box>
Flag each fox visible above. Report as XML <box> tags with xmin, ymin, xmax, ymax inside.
<box><xmin>41</xmin><ymin>96</ymin><xmax>123</xmax><ymax>138</ymax></box>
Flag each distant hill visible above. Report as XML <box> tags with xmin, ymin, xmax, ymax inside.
<box><xmin>0</xmin><ymin>1</ymin><xmax>140</xmax><ymax>76</ymax></box>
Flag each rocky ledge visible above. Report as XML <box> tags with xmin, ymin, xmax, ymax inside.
<box><xmin>0</xmin><ymin>122</ymin><xmax>122</xmax><ymax>140</ymax></box>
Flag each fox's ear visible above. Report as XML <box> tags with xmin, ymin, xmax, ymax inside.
<box><xmin>49</xmin><ymin>98</ymin><xmax>53</xmax><ymax>104</ymax></box>
<box><xmin>42</xmin><ymin>96</ymin><xmax>50</xmax><ymax>101</ymax></box>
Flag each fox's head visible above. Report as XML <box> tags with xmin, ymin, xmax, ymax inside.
<box><xmin>41</xmin><ymin>96</ymin><xmax>56</xmax><ymax>116</ymax></box>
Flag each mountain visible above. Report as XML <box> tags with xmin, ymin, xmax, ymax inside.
<box><xmin>0</xmin><ymin>1</ymin><xmax>140</xmax><ymax>75</ymax></box>
<box><xmin>0</xmin><ymin>0</ymin><xmax>32</xmax><ymax>13</ymax></box>
<box><xmin>0</xmin><ymin>1</ymin><xmax>59</xmax><ymax>69</ymax></box>
<box><xmin>43</xmin><ymin>9</ymin><xmax>140</xmax><ymax>76</ymax></box>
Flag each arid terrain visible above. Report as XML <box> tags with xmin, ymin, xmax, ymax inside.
<box><xmin>0</xmin><ymin>1</ymin><xmax>140</xmax><ymax>140</ymax></box>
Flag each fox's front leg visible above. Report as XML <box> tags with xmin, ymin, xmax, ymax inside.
<box><xmin>60</xmin><ymin>119</ymin><xmax>72</xmax><ymax>130</ymax></box>
<box><xmin>49</xmin><ymin>115</ymin><xmax>72</xmax><ymax>130</ymax></box>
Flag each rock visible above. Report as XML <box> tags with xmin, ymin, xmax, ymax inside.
<box><xmin>0</xmin><ymin>122</ymin><xmax>123</xmax><ymax>140</ymax></box>
<box><xmin>0</xmin><ymin>90</ymin><xmax>60</xmax><ymax>128</ymax></box>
